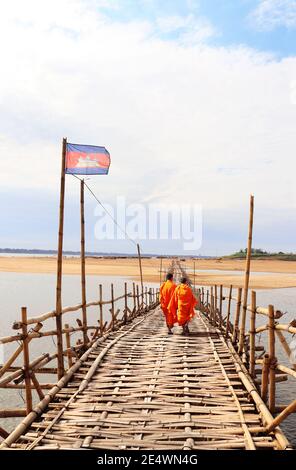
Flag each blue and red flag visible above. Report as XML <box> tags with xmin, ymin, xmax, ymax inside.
<box><xmin>65</xmin><ymin>143</ymin><xmax>111</xmax><ymax>175</ymax></box>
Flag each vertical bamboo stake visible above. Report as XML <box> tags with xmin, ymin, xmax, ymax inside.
<box><xmin>268</xmin><ymin>304</ymin><xmax>276</xmax><ymax>413</ymax></box>
<box><xmin>261</xmin><ymin>354</ymin><xmax>270</xmax><ymax>403</ymax></box>
<box><xmin>232</xmin><ymin>287</ymin><xmax>242</xmax><ymax>344</ymax></box>
<box><xmin>99</xmin><ymin>284</ymin><xmax>103</xmax><ymax>335</ymax></box>
<box><xmin>137</xmin><ymin>243</ymin><xmax>144</xmax><ymax>296</ymax></box>
<box><xmin>249</xmin><ymin>291</ymin><xmax>256</xmax><ymax>378</ymax></box>
<box><xmin>225</xmin><ymin>285</ymin><xmax>233</xmax><ymax>339</ymax></box>
<box><xmin>159</xmin><ymin>257</ymin><xmax>163</xmax><ymax>285</ymax></box>
<box><xmin>65</xmin><ymin>323</ymin><xmax>73</xmax><ymax>369</ymax></box>
<box><xmin>219</xmin><ymin>284</ymin><xmax>223</xmax><ymax>328</ymax></box>
<box><xmin>136</xmin><ymin>285</ymin><xmax>140</xmax><ymax>312</ymax></box>
<box><xmin>145</xmin><ymin>287</ymin><xmax>148</xmax><ymax>312</ymax></box>
<box><xmin>111</xmin><ymin>283</ymin><xmax>115</xmax><ymax>330</ymax></box>
<box><xmin>55</xmin><ymin>137</ymin><xmax>67</xmax><ymax>379</ymax></box>
<box><xmin>210</xmin><ymin>287</ymin><xmax>214</xmax><ymax>324</ymax></box>
<box><xmin>193</xmin><ymin>261</ymin><xmax>196</xmax><ymax>292</ymax></box>
<box><xmin>80</xmin><ymin>179</ymin><xmax>88</xmax><ymax>346</ymax></box>
<box><xmin>133</xmin><ymin>282</ymin><xmax>136</xmax><ymax>314</ymax></box>
<box><xmin>124</xmin><ymin>282</ymin><xmax>128</xmax><ymax>323</ymax></box>
<box><xmin>21</xmin><ymin>307</ymin><xmax>32</xmax><ymax>415</ymax></box>
<box><xmin>239</xmin><ymin>195</ymin><xmax>254</xmax><ymax>354</ymax></box>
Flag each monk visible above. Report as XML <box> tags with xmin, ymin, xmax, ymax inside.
<box><xmin>160</xmin><ymin>273</ymin><xmax>177</xmax><ymax>334</ymax></box>
<box><xmin>168</xmin><ymin>277</ymin><xmax>198</xmax><ymax>335</ymax></box>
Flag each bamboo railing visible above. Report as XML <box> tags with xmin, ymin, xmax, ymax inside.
<box><xmin>0</xmin><ymin>282</ymin><xmax>159</xmax><ymax>438</ymax></box>
<box><xmin>192</xmin><ymin>280</ymin><xmax>296</xmax><ymax>435</ymax></box>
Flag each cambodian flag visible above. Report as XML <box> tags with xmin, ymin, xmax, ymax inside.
<box><xmin>65</xmin><ymin>143</ymin><xmax>111</xmax><ymax>175</ymax></box>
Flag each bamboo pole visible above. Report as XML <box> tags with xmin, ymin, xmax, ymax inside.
<box><xmin>0</xmin><ymin>409</ymin><xmax>27</xmax><ymax>418</ymax></box>
<box><xmin>80</xmin><ymin>179</ymin><xmax>88</xmax><ymax>346</ymax></box>
<box><xmin>111</xmin><ymin>284</ymin><xmax>115</xmax><ymax>330</ymax></box>
<box><xmin>30</xmin><ymin>372</ymin><xmax>45</xmax><ymax>400</ymax></box>
<box><xmin>136</xmin><ymin>285</ymin><xmax>140</xmax><ymax>312</ymax></box>
<box><xmin>137</xmin><ymin>243</ymin><xmax>144</xmax><ymax>295</ymax></box>
<box><xmin>268</xmin><ymin>305</ymin><xmax>276</xmax><ymax>413</ymax></box>
<box><xmin>266</xmin><ymin>399</ymin><xmax>296</xmax><ymax>434</ymax></box>
<box><xmin>99</xmin><ymin>284</ymin><xmax>103</xmax><ymax>335</ymax></box>
<box><xmin>64</xmin><ymin>324</ymin><xmax>73</xmax><ymax>369</ymax></box>
<box><xmin>249</xmin><ymin>291</ymin><xmax>256</xmax><ymax>378</ymax></box>
<box><xmin>132</xmin><ymin>283</ymin><xmax>136</xmax><ymax>314</ymax></box>
<box><xmin>275</xmin><ymin>330</ymin><xmax>296</xmax><ymax>369</ymax></box>
<box><xmin>21</xmin><ymin>307</ymin><xmax>33</xmax><ymax>415</ymax></box>
<box><xmin>124</xmin><ymin>282</ymin><xmax>128</xmax><ymax>323</ymax></box>
<box><xmin>0</xmin><ymin>427</ymin><xmax>9</xmax><ymax>439</ymax></box>
<box><xmin>232</xmin><ymin>287</ymin><xmax>242</xmax><ymax>343</ymax></box>
<box><xmin>238</xmin><ymin>195</ymin><xmax>254</xmax><ymax>354</ymax></box>
<box><xmin>214</xmin><ymin>285</ymin><xmax>218</xmax><ymax>325</ymax></box>
<box><xmin>55</xmin><ymin>137</ymin><xmax>67</xmax><ymax>379</ymax></box>
<box><xmin>193</xmin><ymin>261</ymin><xmax>196</xmax><ymax>291</ymax></box>
<box><xmin>225</xmin><ymin>285</ymin><xmax>233</xmax><ymax>339</ymax></box>
<box><xmin>0</xmin><ymin>323</ymin><xmax>43</xmax><ymax>377</ymax></box>
<box><xmin>210</xmin><ymin>287</ymin><xmax>213</xmax><ymax>323</ymax></box>
<box><xmin>159</xmin><ymin>257</ymin><xmax>163</xmax><ymax>285</ymax></box>
<box><xmin>219</xmin><ymin>284</ymin><xmax>223</xmax><ymax>328</ymax></box>
<box><xmin>145</xmin><ymin>287</ymin><xmax>148</xmax><ymax>312</ymax></box>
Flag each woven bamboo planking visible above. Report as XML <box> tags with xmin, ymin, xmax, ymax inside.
<box><xmin>2</xmin><ymin>307</ymin><xmax>291</xmax><ymax>450</ymax></box>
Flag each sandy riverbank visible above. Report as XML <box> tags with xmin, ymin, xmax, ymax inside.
<box><xmin>0</xmin><ymin>256</ymin><xmax>296</xmax><ymax>289</ymax></box>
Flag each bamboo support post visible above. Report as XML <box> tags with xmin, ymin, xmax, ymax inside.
<box><xmin>21</xmin><ymin>307</ymin><xmax>33</xmax><ymax>415</ymax></box>
<box><xmin>55</xmin><ymin>137</ymin><xmax>67</xmax><ymax>379</ymax></box>
<box><xmin>145</xmin><ymin>287</ymin><xmax>148</xmax><ymax>312</ymax></box>
<box><xmin>64</xmin><ymin>324</ymin><xmax>73</xmax><ymax>369</ymax></box>
<box><xmin>137</xmin><ymin>243</ymin><xmax>144</xmax><ymax>295</ymax></box>
<box><xmin>136</xmin><ymin>285</ymin><xmax>140</xmax><ymax>312</ymax></box>
<box><xmin>111</xmin><ymin>284</ymin><xmax>115</xmax><ymax>329</ymax></box>
<box><xmin>219</xmin><ymin>284</ymin><xmax>223</xmax><ymax>328</ymax></box>
<box><xmin>124</xmin><ymin>282</ymin><xmax>128</xmax><ymax>323</ymax></box>
<box><xmin>268</xmin><ymin>305</ymin><xmax>276</xmax><ymax>414</ymax></box>
<box><xmin>249</xmin><ymin>291</ymin><xmax>256</xmax><ymax>378</ymax></box>
<box><xmin>232</xmin><ymin>287</ymin><xmax>242</xmax><ymax>344</ymax></box>
<box><xmin>210</xmin><ymin>287</ymin><xmax>213</xmax><ymax>323</ymax></box>
<box><xmin>99</xmin><ymin>284</ymin><xmax>103</xmax><ymax>335</ymax></box>
<box><xmin>133</xmin><ymin>283</ymin><xmax>136</xmax><ymax>313</ymax></box>
<box><xmin>214</xmin><ymin>285</ymin><xmax>218</xmax><ymax>325</ymax></box>
<box><xmin>225</xmin><ymin>285</ymin><xmax>233</xmax><ymax>339</ymax></box>
<box><xmin>80</xmin><ymin>179</ymin><xmax>88</xmax><ymax>346</ymax></box>
<box><xmin>238</xmin><ymin>195</ymin><xmax>254</xmax><ymax>354</ymax></box>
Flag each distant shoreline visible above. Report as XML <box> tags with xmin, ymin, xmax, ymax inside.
<box><xmin>0</xmin><ymin>256</ymin><xmax>296</xmax><ymax>289</ymax></box>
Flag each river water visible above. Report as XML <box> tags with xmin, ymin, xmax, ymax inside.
<box><xmin>0</xmin><ymin>271</ymin><xmax>295</xmax><ymax>447</ymax></box>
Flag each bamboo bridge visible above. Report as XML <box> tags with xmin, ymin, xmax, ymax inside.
<box><xmin>1</xmin><ymin>260</ymin><xmax>296</xmax><ymax>451</ymax></box>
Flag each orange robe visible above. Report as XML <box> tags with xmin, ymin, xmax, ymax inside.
<box><xmin>168</xmin><ymin>283</ymin><xmax>198</xmax><ymax>326</ymax></box>
<box><xmin>160</xmin><ymin>280</ymin><xmax>177</xmax><ymax>328</ymax></box>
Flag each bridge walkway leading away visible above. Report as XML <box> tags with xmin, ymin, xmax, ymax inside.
<box><xmin>0</xmin><ymin>307</ymin><xmax>290</xmax><ymax>450</ymax></box>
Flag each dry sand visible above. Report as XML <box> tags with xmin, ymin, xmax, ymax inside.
<box><xmin>0</xmin><ymin>256</ymin><xmax>296</xmax><ymax>289</ymax></box>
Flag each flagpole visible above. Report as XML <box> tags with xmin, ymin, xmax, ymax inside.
<box><xmin>80</xmin><ymin>178</ymin><xmax>88</xmax><ymax>347</ymax></box>
<box><xmin>55</xmin><ymin>137</ymin><xmax>67</xmax><ymax>379</ymax></box>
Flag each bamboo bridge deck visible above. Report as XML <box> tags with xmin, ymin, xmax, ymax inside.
<box><xmin>3</xmin><ymin>307</ymin><xmax>290</xmax><ymax>451</ymax></box>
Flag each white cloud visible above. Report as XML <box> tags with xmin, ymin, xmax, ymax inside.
<box><xmin>250</xmin><ymin>0</ymin><xmax>296</xmax><ymax>31</ymax></box>
<box><xmin>0</xmin><ymin>0</ymin><xmax>296</xmax><ymax>221</ymax></box>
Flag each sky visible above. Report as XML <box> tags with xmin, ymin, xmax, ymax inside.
<box><xmin>0</xmin><ymin>0</ymin><xmax>296</xmax><ymax>255</ymax></box>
